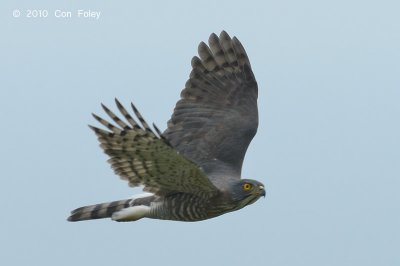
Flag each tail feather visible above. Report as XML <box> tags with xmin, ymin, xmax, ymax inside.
<box><xmin>67</xmin><ymin>199</ymin><xmax>130</xmax><ymax>222</ymax></box>
<box><xmin>67</xmin><ymin>193</ymin><xmax>156</xmax><ymax>222</ymax></box>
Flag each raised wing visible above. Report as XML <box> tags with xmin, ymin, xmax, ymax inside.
<box><xmin>163</xmin><ymin>31</ymin><xmax>258</xmax><ymax>179</ymax></box>
<box><xmin>90</xmin><ymin>99</ymin><xmax>219</xmax><ymax>197</ymax></box>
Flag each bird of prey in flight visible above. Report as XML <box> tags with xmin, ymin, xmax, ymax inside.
<box><xmin>68</xmin><ymin>31</ymin><xmax>265</xmax><ymax>222</ymax></box>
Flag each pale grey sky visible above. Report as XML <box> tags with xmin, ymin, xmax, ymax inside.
<box><xmin>1</xmin><ymin>1</ymin><xmax>399</xmax><ymax>265</ymax></box>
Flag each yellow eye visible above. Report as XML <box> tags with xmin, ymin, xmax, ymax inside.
<box><xmin>243</xmin><ymin>183</ymin><xmax>253</xmax><ymax>191</ymax></box>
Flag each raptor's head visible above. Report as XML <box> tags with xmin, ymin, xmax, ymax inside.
<box><xmin>230</xmin><ymin>179</ymin><xmax>266</xmax><ymax>208</ymax></box>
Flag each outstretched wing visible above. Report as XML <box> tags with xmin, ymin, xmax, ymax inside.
<box><xmin>90</xmin><ymin>99</ymin><xmax>219</xmax><ymax>197</ymax></box>
<box><xmin>163</xmin><ymin>31</ymin><xmax>258</xmax><ymax>179</ymax></box>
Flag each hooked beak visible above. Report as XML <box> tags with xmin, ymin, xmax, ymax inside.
<box><xmin>259</xmin><ymin>185</ymin><xmax>266</xmax><ymax>198</ymax></box>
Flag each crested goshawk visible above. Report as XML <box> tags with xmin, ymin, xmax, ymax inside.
<box><xmin>68</xmin><ymin>31</ymin><xmax>265</xmax><ymax>222</ymax></box>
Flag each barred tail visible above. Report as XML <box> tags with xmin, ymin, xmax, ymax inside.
<box><xmin>67</xmin><ymin>199</ymin><xmax>130</xmax><ymax>222</ymax></box>
<box><xmin>67</xmin><ymin>193</ymin><xmax>156</xmax><ymax>222</ymax></box>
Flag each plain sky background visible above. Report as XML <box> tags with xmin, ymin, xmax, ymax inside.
<box><xmin>1</xmin><ymin>1</ymin><xmax>399</xmax><ymax>265</ymax></box>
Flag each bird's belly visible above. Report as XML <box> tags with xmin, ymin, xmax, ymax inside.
<box><xmin>147</xmin><ymin>194</ymin><xmax>219</xmax><ymax>222</ymax></box>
